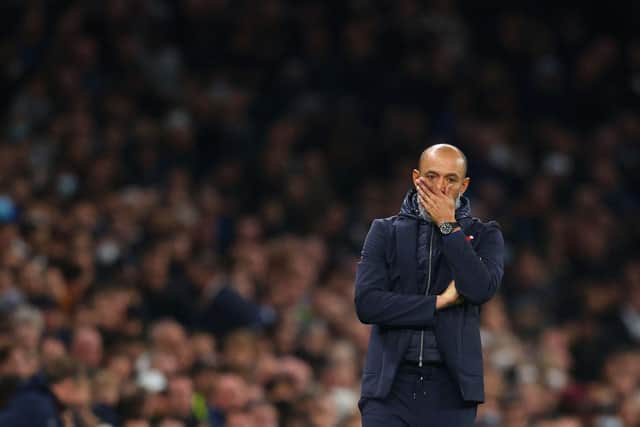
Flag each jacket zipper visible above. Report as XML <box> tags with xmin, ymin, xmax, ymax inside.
<box><xmin>418</xmin><ymin>223</ymin><xmax>434</xmax><ymax>367</ymax></box>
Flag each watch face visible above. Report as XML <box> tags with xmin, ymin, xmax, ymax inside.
<box><xmin>440</xmin><ymin>223</ymin><xmax>453</xmax><ymax>234</ymax></box>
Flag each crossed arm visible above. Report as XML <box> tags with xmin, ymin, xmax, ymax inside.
<box><xmin>354</xmin><ymin>219</ymin><xmax>504</xmax><ymax>328</ymax></box>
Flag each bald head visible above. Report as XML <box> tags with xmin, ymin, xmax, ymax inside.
<box><xmin>419</xmin><ymin>144</ymin><xmax>467</xmax><ymax>178</ymax></box>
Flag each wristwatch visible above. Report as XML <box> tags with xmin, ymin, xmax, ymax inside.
<box><xmin>438</xmin><ymin>221</ymin><xmax>460</xmax><ymax>235</ymax></box>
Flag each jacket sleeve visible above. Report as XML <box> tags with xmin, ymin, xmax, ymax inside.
<box><xmin>354</xmin><ymin>219</ymin><xmax>437</xmax><ymax>327</ymax></box>
<box><xmin>441</xmin><ymin>221</ymin><xmax>505</xmax><ymax>305</ymax></box>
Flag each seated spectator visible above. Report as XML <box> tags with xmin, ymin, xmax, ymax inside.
<box><xmin>0</xmin><ymin>356</ymin><xmax>89</xmax><ymax>426</ymax></box>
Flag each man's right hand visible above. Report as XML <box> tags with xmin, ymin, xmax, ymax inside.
<box><xmin>436</xmin><ymin>280</ymin><xmax>464</xmax><ymax>310</ymax></box>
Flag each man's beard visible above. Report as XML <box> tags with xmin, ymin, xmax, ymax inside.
<box><xmin>418</xmin><ymin>192</ymin><xmax>462</xmax><ymax>222</ymax></box>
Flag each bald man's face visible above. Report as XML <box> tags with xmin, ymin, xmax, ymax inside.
<box><xmin>412</xmin><ymin>149</ymin><xmax>469</xmax><ymax>201</ymax></box>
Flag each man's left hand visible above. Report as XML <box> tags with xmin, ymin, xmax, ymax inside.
<box><xmin>416</xmin><ymin>178</ymin><xmax>456</xmax><ymax>226</ymax></box>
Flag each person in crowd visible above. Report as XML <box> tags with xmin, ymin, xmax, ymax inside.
<box><xmin>0</xmin><ymin>356</ymin><xmax>91</xmax><ymax>427</ymax></box>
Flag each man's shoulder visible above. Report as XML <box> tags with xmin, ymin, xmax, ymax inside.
<box><xmin>468</xmin><ymin>216</ymin><xmax>501</xmax><ymax>229</ymax></box>
<box><xmin>370</xmin><ymin>214</ymin><xmax>405</xmax><ymax>229</ymax></box>
<box><xmin>465</xmin><ymin>217</ymin><xmax>503</xmax><ymax>239</ymax></box>
<box><xmin>2</xmin><ymin>389</ymin><xmax>56</xmax><ymax>421</ymax></box>
<box><xmin>365</xmin><ymin>215</ymin><xmax>404</xmax><ymax>241</ymax></box>
<box><xmin>374</xmin><ymin>214</ymin><xmax>401</xmax><ymax>222</ymax></box>
<box><xmin>11</xmin><ymin>389</ymin><xmax>54</xmax><ymax>408</ymax></box>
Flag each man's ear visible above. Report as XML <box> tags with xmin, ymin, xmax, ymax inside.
<box><xmin>412</xmin><ymin>169</ymin><xmax>420</xmax><ymax>186</ymax></box>
<box><xmin>461</xmin><ymin>177</ymin><xmax>470</xmax><ymax>194</ymax></box>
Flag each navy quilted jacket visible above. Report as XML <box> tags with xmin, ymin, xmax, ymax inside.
<box><xmin>355</xmin><ymin>188</ymin><xmax>505</xmax><ymax>402</ymax></box>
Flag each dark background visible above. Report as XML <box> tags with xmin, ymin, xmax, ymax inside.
<box><xmin>0</xmin><ymin>1</ymin><xmax>639</xmax><ymax>426</ymax></box>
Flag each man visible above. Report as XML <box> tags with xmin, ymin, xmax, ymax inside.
<box><xmin>0</xmin><ymin>343</ymin><xmax>20</xmax><ymax>409</ymax></box>
<box><xmin>0</xmin><ymin>356</ymin><xmax>90</xmax><ymax>427</ymax></box>
<box><xmin>70</xmin><ymin>326</ymin><xmax>104</xmax><ymax>370</ymax></box>
<box><xmin>355</xmin><ymin>144</ymin><xmax>505</xmax><ymax>426</ymax></box>
<box><xmin>166</xmin><ymin>375</ymin><xmax>200</xmax><ymax>427</ymax></box>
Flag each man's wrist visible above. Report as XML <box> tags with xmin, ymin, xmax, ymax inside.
<box><xmin>436</xmin><ymin>217</ymin><xmax>456</xmax><ymax>226</ymax></box>
<box><xmin>437</xmin><ymin>219</ymin><xmax>461</xmax><ymax>236</ymax></box>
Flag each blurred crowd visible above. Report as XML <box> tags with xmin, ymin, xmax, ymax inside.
<box><xmin>0</xmin><ymin>0</ymin><xmax>639</xmax><ymax>426</ymax></box>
